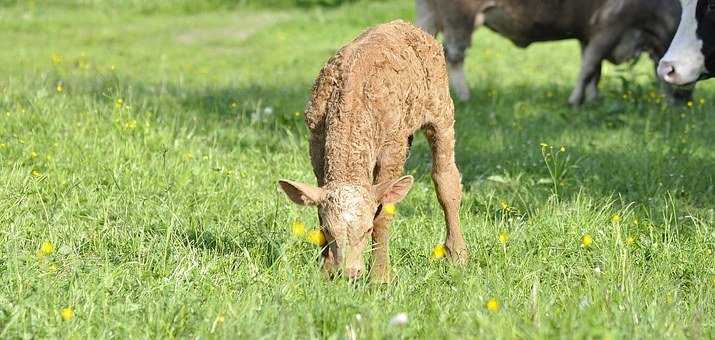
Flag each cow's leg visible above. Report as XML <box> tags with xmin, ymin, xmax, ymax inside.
<box><xmin>569</xmin><ymin>34</ymin><xmax>617</xmax><ymax>106</ymax></box>
<box><xmin>370</xmin><ymin>142</ymin><xmax>409</xmax><ymax>283</ymax></box>
<box><xmin>425</xmin><ymin>124</ymin><xmax>468</xmax><ymax>264</ymax></box>
<box><xmin>586</xmin><ymin>63</ymin><xmax>602</xmax><ymax>102</ymax></box>
<box><xmin>580</xmin><ymin>41</ymin><xmax>602</xmax><ymax>103</ymax></box>
<box><xmin>442</xmin><ymin>4</ymin><xmax>477</xmax><ymax>101</ymax></box>
<box><xmin>415</xmin><ymin>0</ymin><xmax>439</xmax><ymax>35</ymax></box>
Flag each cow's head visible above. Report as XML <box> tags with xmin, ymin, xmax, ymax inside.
<box><xmin>658</xmin><ymin>0</ymin><xmax>715</xmax><ymax>85</ymax></box>
<box><xmin>278</xmin><ymin>176</ymin><xmax>413</xmax><ymax>279</ymax></box>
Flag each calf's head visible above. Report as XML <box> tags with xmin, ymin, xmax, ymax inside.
<box><xmin>278</xmin><ymin>176</ymin><xmax>413</xmax><ymax>279</ymax></box>
<box><xmin>659</xmin><ymin>0</ymin><xmax>715</xmax><ymax>85</ymax></box>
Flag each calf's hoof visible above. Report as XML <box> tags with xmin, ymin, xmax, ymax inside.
<box><xmin>370</xmin><ymin>268</ymin><xmax>392</xmax><ymax>284</ymax></box>
<box><xmin>321</xmin><ymin>255</ymin><xmax>339</xmax><ymax>279</ymax></box>
<box><xmin>446</xmin><ymin>241</ymin><xmax>469</xmax><ymax>266</ymax></box>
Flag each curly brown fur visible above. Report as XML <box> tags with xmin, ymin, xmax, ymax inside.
<box><xmin>279</xmin><ymin>20</ymin><xmax>468</xmax><ymax>282</ymax></box>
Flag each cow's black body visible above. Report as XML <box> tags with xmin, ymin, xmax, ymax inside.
<box><xmin>695</xmin><ymin>0</ymin><xmax>715</xmax><ymax>77</ymax></box>
<box><xmin>416</xmin><ymin>0</ymin><xmax>692</xmax><ymax>105</ymax></box>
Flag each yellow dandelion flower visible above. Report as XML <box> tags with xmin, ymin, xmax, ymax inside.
<box><xmin>499</xmin><ymin>201</ymin><xmax>509</xmax><ymax>211</ymax></box>
<box><xmin>50</xmin><ymin>53</ymin><xmax>62</xmax><ymax>65</ymax></box>
<box><xmin>230</xmin><ymin>102</ymin><xmax>238</xmax><ymax>108</ymax></box>
<box><xmin>123</xmin><ymin>119</ymin><xmax>137</xmax><ymax>130</ymax></box>
<box><xmin>431</xmin><ymin>244</ymin><xmax>447</xmax><ymax>259</ymax></box>
<box><xmin>307</xmin><ymin>229</ymin><xmax>326</xmax><ymax>246</ymax></box>
<box><xmin>626</xmin><ymin>235</ymin><xmax>635</xmax><ymax>246</ymax></box>
<box><xmin>56</xmin><ymin>83</ymin><xmax>63</xmax><ymax>93</ymax></box>
<box><xmin>687</xmin><ymin>101</ymin><xmax>694</xmax><ymax>108</ymax></box>
<box><xmin>560</xmin><ymin>145</ymin><xmax>566</xmax><ymax>152</ymax></box>
<box><xmin>383</xmin><ymin>203</ymin><xmax>396</xmax><ymax>216</ymax></box>
<box><xmin>31</xmin><ymin>170</ymin><xmax>42</xmax><ymax>178</ymax></box>
<box><xmin>60</xmin><ymin>307</ymin><xmax>74</xmax><ymax>321</ymax></box>
<box><xmin>37</xmin><ymin>241</ymin><xmax>54</xmax><ymax>257</ymax></box>
<box><xmin>581</xmin><ymin>234</ymin><xmax>593</xmax><ymax>248</ymax></box>
<box><xmin>291</xmin><ymin>220</ymin><xmax>306</xmax><ymax>237</ymax></box>
<box><xmin>0</xmin><ymin>143</ymin><xmax>6</xmax><ymax>149</ymax></box>
<box><xmin>485</xmin><ymin>298</ymin><xmax>500</xmax><ymax>312</ymax></box>
<box><xmin>293</xmin><ymin>111</ymin><xmax>301</xmax><ymax>117</ymax></box>
<box><xmin>611</xmin><ymin>214</ymin><xmax>621</xmax><ymax>223</ymax></box>
<box><xmin>498</xmin><ymin>231</ymin><xmax>509</xmax><ymax>245</ymax></box>
<box><xmin>699</xmin><ymin>98</ymin><xmax>705</xmax><ymax>106</ymax></box>
<box><xmin>30</xmin><ymin>151</ymin><xmax>38</xmax><ymax>160</ymax></box>
<box><xmin>115</xmin><ymin>98</ymin><xmax>124</xmax><ymax>108</ymax></box>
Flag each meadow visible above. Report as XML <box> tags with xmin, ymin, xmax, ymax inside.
<box><xmin>0</xmin><ymin>0</ymin><xmax>713</xmax><ymax>338</ymax></box>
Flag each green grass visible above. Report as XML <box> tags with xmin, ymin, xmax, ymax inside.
<box><xmin>1</xmin><ymin>1</ymin><xmax>714</xmax><ymax>338</ymax></box>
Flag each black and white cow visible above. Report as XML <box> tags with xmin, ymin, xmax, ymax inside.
<box><xmin>417</xmin><ymin>0</ymin><xmax>692</xmax><ymax>106</ymax></box>
<box><xmin>658</xmin><ymin>0</ymin><xmax>715</xmax><ymax>85</ymax></box>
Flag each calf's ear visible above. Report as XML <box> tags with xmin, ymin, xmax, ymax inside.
<box><xmin>278</xmin><ymin>180</ymin><xmax>326</xmax><ymax>206</ymax></box>
<box><xmin>374</xmin><ymin>175</ymin><xmax>414</xmax><ymax>204</ymax></box>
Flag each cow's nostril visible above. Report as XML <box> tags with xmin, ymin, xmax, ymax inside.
<box><xmin>666</xmin><ymin>65</ymin><xmax>676</xmax><ymax>76</ymax></box>
<box><xmin>657</xmin><ymin>61</ymin><xmax>678</xmax><ymax>82</ymax></box>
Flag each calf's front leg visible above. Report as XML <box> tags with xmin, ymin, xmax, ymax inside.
<box><xmin>370</xmin><ymin>211</ymin><xmax>394</xmax><ymax>283</ymax></box>
<box><xmin>369</xmin><ymin>144</ymin><xmax>409</xmax><ymax>283</ymax></box>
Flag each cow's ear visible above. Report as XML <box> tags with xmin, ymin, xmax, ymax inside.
<box><xmin>374</xmin><ymin>176</ymin><xmax>414</xmax><ymax>204</ymax></box>
<box><xmin>278</xmin><ymin>180</ymin><xmax>326</xmax><ymax>206</ymax></box>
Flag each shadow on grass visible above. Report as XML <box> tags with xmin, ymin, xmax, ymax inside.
<box><xmin>43</xmin><ymin>73</ymin><xmax>715</xmax><ymax>225</ymax></box>
<box><xmin>177</xmin><ymin>228</ymin><xmax>241</xmax><ymax>255</ymax></box>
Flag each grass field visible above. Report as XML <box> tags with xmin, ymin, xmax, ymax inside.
<box><xmin>1</xmin><ymin>1</ymin><xmax>714</xmax><ymax>338</ymax></box>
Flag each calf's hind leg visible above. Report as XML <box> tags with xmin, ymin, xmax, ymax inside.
<box><xmin>425</xmin><ymin>124</ymin><xmax>468</xmax><ymax>264</ymax></box>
